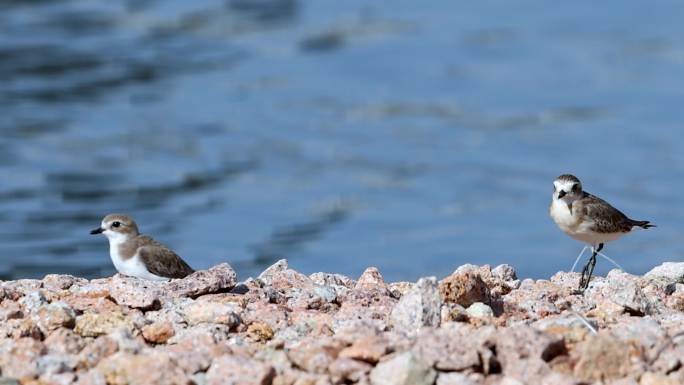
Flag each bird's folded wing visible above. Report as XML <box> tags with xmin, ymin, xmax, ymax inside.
<box><xmin>579</xmin><ymin>193</ymin><xmax>633</xmax><ymax>233</ymax></box>
<box><xmin>138</xmin><ymin>243</ymin><xmax>195</xmax><ymax>279</ymax></box>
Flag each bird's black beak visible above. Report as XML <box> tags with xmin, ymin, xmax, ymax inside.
<box><xmin>90</xmin><ymin>227</ymin><xmax>104</xmax><ymax>235</ymax></box>
<box><xmin>558</xmin><ymin>191</ymin><xmax>567</xmax><ymax>199</ymax></box>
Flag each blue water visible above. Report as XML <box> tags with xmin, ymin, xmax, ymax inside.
<box><xmin>1</xmin><ymin>0</ymin><xmax>682</xmax><ymax>281</ymax></box>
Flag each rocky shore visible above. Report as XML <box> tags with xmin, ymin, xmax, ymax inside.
<box><xmin>1</xmin><ymin>260</ymin><xmax>684</xmax><ymax>385</ymax></box>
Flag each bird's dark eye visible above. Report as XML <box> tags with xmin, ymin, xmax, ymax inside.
<box><xmin>571</xmin><ymin>184</ymin><xmax>578</xmax><ymax>192</ymax></box>
<box><xmin>112</xmin><ymin>221</ymin><xmax>121</xmax><ymax>228</ymax></box>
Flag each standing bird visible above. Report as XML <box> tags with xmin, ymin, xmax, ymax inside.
<box><xmin>549</xmin><ymin>174</ymin><xmax>654</xmax><ymax>292</ymax></box>
<box><xmin>90</xmin><ymin>214</ymin><xmax>194</xmax><ymax>281</ymax></box>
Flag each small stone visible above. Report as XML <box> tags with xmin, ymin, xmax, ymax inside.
<box><xmin>35</xmin><ymin>302</ymin><xmax>76</xmax><ymax>333</ymax></box>
<box><xmin>439</xmin><ymin>270</ymin><xmax>490</xmax><ymax>307</ymax></box>
<box><xmin>287</xmin><ymin>338</ymin><xmax>344</xmax><ymax>374</ymax></box>
<box><xmin>309</xmin><ymin>272</ymin><xmax>355</xmax><ymax>289</ymax></box>
<box><xmin>466</xmin><ymin>302</ymin><xmax>493</xmax><ymax>318</ymax></box>
<box><xmin>573</xmin><ymin>334</ymin><xmax>642</xmax><ymax>382</ymax></box>
<box><xmin>44</xmin><ymin>328</ymin><xmax>86</xmax><ymax>355</ymax></box>
<box><xmin>182</xmin><ymin>301</ymin><xmax>241</xmax><ymax>327</ymax></box>
<box><xmin>390</xmin><ymin>277</ymin><xmax>441</xmax><ymax>335</ymax></box>
<box><xmin>73</xmin><ymin>370</ymin><xmax>107</xmax><ymax>385</ymax></box>
<box><xmin>164</xmin><ymin>263</ymin><xmax>237</xmax><ymax>298</ymax></box>
<box><xmin>603</xmin><ymin>270</ymin><xmax>651</xmax><ymax>315</ymax></box>
<box><xmin>496</xmin><ymin>325</ymin><xmax>566</xmax><ymax>382</ymax></box>
<box><xmin>96</xmin><ymin>351</ymin><xmax>191</xmax><ymax>385</ymax></box>
<box><xmin>0</xmin><ymin>338</ymin><xmax>46</xmax><ymax>380</ymax></box>
<box><xmin>0</xmin><ymin>300</ymin><xmax>24</xmax><ymax>321</ymax></box>
<box><xmin>19</xmin><ymin>291</ymin><xmax>48</xmax><ymax>314</ymax></box>
<box><xmin>42</xmin><ymin>274</ymin><xmax>85</xmax><ymax>291</ymax></box>
<box><xmin>369</xmin><ymin>351</ymin><xmax>436</xmax><ymax>385</ymax></box>
<box><xmin>339</xmin><ymin>335</ymin><xmax>390</xmax><ymax>364</ymax></box>
<box><xmin>247</xmin><ymin>322</ymin><xmax>274</xmax><ymax>342</ymax></box>
<box><xmin>440</xmin><ymin>303</ymin><xmax>469</xmax><ymax>323</ymax></box>
<box><xmin>40</xmin><ymin>372</ymin><xmax>77</xmax><ymax>385</ymax></box>
<box><xmin>388</xmin><ymin>282</ymin><xmax>414</xmax><ymax>298</ymax></box>
<box><xmin>206</xmin><ymin>355</ymin><xmax>275</xmax><ymax>385</ymax></box>
<box><xmin>355</xmin><ymin>267</ymin><xmax>389</xmax><ymax>292</ymax></box>
<box><xmin>436</xmin><ymin>372</ymin><xmax>483</xmax><ymax>385</ymax></box>
<box><xmin>412</xmin><ymin>326</ymin><xmax>483</xmax><ymax>372</ymax></box>
<box><xmin>76</xmin><ymin>336</ymin><xmax>119</xmax><ymax>369</ymax></box>
<box><xmin>329</xmin><ymin>357</ymin><xmax>372</xmax><ymax>382</ymax></box>
<box><xmin>492</xmin><ymin>264</ymin><xmax>517</xmax><ymax>281</ymax></box>
<box><xmin>141</xmin><ymin>321</ymin><xmax>175</xmax><ymax>344</ymax></box>
<box><xmin>74</xmin><ymin>311</ymin><xmax>130</xmax><ymax>337</ymax></box>
<box><xmin>258</xmin><ymin>259</ymin><xmax>289</xmax><ymax>286</ymax></box>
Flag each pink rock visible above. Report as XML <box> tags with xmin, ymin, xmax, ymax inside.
<box><xmin>162</xmin><ymin>334</ymin><xmax>231</xmax><ymax>374</ymax></box>
<box><xmin>0</xmin><ymin>300</ymin><xmax>24</xmax><ymax>321</ymax></box>
<box><xmin>286</xmin><ymin>337</ymin><xmax>344</xmax><ymax>374</ymax></box>
<box><xmin>43</xmin><ymin>274</ymin><xmax>86</xmax><ymax>291</ymax></box>
<box><xmin>572</xmin><ymin>334</ymin><xmax>643</xmax><ymax>382</ymax></box>
<box><xmin>44</xmin><ymin>328</ymin><xmax>86</xmax><ymax>355</ymax></box>
<box><xmin>108</xmin><ymin>275</ymin><xmax>163</xmax><ymax>309</ymax></box>
<box><xmin>141</xmin><ymin>321</ymin><xmax>175</xmax><ymax>344</ymax></box>
<box><xmin>0</xmin><ymin>337</ymin><xmax>47</xmax><ymax>380</ymax></box>
<box><xmin>369</xmin><ymin>351</ymin><xmax>436</xmax><ymax>385</ymax></box>
<box><xmin>412</xmin><ymin>326</ymin><xmax>484</xmax><ymax>372</ymax></box>
<box><xmin>35</xmin><ymin>302</ymin><xmax>77</xmax><ymax>333</ymax></box>
<box><xmin>76</xmin><ymin>336</ymin><xmax>119</xmax><ymax>369</ymax></box>
<box><xmin>355</xmin><ymin>267</ymin><xmax>389</xmax><ymax>293</ymax></box>
<box><xmin>206</xmin><ymin>355</ymin><xmax>275</xmax><ymax>385</ymax></box>
<box><xmin>39</xmin><ymin>372</ymin><xmax>77</xmax><ymax>385</ymax></box>
<box><xmin>96</xmin><ymin>351</ymin><xmax>192</xmax><ymax>385</ymax></box>
<box><xmin>329</xmin><ymin>357</ymin><xmax>372</xmax><ymax>382</ymax></box>
<box><xmin>339</xmin><ymin>335</ymin><xmax>390</xmax><ymax>364</ymax></box>
<box><xmin>496</xmin><ymin>325</ymin><xmax>566</xmax><ymax>382</ymax></box>
<box><xmin>182</xmin><ymin>300</ymin><xmax>241</xmax><ymax>327</ymax></box>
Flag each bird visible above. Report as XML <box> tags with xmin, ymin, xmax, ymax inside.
<box><xmin>90</xmin><ymin>214</ymin><xmax>194</xmax><ymax>281</ymax></box>
<box><xmin>549</xmin><ymin>174</ymin><xmax>654</xmax><ymax>292</ymax></box>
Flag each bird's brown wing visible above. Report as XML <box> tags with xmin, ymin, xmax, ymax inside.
<box><xmin>136</xmin><ymin>236</ymin><xmax>194</xmax><ymax>279</ymax></box>
<box><xmin>577</xmin><ymin>193</ymin><xmax>634</xmax><ymax>233</ymax></box>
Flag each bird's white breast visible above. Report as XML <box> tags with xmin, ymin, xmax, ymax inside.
<box><xmin>108</xmin><ymin>239</ymin><xmax>169</xmax><ymax>281</ymax></box>
<box><xmin>550</xmin><ymin>199</ymin><xmax>577</xmax><ymax>233</ymax></box>
<box><xmin>550</xmin><ymin>198</ymin><xmax>625</xmax><ymax>245</ymax></box>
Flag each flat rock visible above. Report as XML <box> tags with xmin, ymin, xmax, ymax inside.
<box><xmin>645</xmin><ymin>262</ymin><xmax>684</xmax><ymax>283</ymax></box>
<box><xmin>164</xmin><ymin>263</ymin><xmax>237</xmax><ymax>298</ymax></box>
<box><xmin>108</xmin><ymin>275</ymin><xmax>163</xmax><ymax>309</ymax></box>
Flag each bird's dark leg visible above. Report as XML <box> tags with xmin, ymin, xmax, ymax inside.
<box><xmin>578</xmin><ymin>244</ymin><xmax>601</xmax><ymax>292</ymax></box>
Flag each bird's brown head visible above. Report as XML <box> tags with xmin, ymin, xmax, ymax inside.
<box><xmin>90</xmin><ymin>214</ymin><xmax>140</xmax><ymax>240</ymax></box>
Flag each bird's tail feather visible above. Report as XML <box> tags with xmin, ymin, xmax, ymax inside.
<box><xmin>630</xmin><ymin>219</ymin><xmax>655</xmax><ymax>229</ymax></box>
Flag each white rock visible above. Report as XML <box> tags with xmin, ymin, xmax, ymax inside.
<box><xmin>645</xmin><ymin>262</ymin><xmax>684</xmax><ymax>283</ymax></box>
<box><xmin>466</xmin><ymin>302</ymin><xmax>494</xmax><ymax>318</ymax></box>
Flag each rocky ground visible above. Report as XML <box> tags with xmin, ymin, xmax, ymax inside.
<box><xmin>2</xmin><ymin>260</ymin><xmax>684</xmax><ymax>385</ymax></box>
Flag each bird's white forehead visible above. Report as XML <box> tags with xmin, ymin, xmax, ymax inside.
<box><xmin>553</xmin><ymin>179</ymin><xmax>578</xmax><ymax>191</ymax></box>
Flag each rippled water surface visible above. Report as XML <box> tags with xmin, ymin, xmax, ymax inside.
<box><xmin>1</xmin><ymin>0</ymin><xmax>683</xmax><ymax>281</ymax></box>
